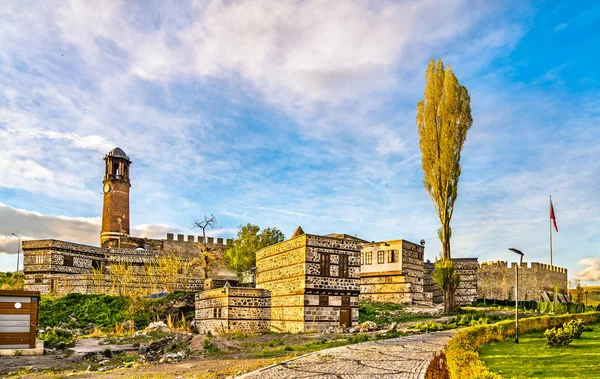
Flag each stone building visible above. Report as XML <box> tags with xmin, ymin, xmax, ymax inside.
<box><xmin>359</xmin><ymin>239</ymin><xmax>425</xmax><ymax>304</ymax></box>
<box><xmin>23</xmin><ymin>147</ymin><xmax>234</xmax><ymax>295</ymax></box>
<box><xmin>195</xmin><ymin>228</ymin><xmax>362</xmax><ymax>334</ymax></box>
<box><xmin>477</xmin><ymin>261</ymin><xmax>568</xmax><ymax>301</ymax></box>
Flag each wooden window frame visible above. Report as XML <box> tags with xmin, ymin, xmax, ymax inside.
<box><xmin>319</xmin><ymin>295</ymin><xmax>329</xmax><ymax>306</ymax></box>
<box><xmin>365</xmin><ymin>252</ymin><xmax>372</xmax><ymax>265</ymax></box>
<box><xmin>63</xmin><ymin>255</ymin><xmax>74</xmax><ymax>267</ymax></box>
<box><xmin>340</xmin><ymin>255</ymin><xmax>349</xmax><ymax>278</ymax></box>
<box><xmin>360</xmin><ymin>252</ymin><xmax>364</xmax><ymax>266</ymax></box>
<box><xmin>377</xmin><ymin>250</ymin><xmax>384</xmax><ymax>264</ymax></box>
<box><xmin>320</xmin><ymin>253</ymin><xmax>331</xmax><ymax>277</ymax></box>
<box><xmin>388</xmin><ymin>250</ymin><xmax>398</xmax><ymax>263</ymax></box>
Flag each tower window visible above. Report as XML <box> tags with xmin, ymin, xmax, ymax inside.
<box><xmin>113</xmin><ymin>163</ymin><xmax>119</xmax><ymax>176</ymax></box>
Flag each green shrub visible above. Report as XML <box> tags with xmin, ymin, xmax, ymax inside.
<box><xmin>40</xmin><ymin>328</ymin><xmax>76</xmax><ymax>350</ymax></box>
<box><xmin>544</xmin><ymin>327</ymin><xmax>574</xmax><ymax>346</ymax></box>
<box><xmin>442</xmin><ymin>312</ymin><xmax>600</xmax><ymax>379</ymax></box>
<box><xmin>563</xmin><ymin>319</ymin><xmax>585</xmax><ymax>339</ymax></box>
<box><xmin>203</xmin><ymin>337</ymin><xmax>219</xmax><ymax>353</ymax></box>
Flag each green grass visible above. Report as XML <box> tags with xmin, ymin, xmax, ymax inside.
<box><xmin>358</xmin><ymin>301</ymin><xmax>431</xmax><ymax>326</ymax></box>
<box><xmin>478</xmin><ymin>323</ymin><xmax>600</xmax><ymax>378</ymax></box>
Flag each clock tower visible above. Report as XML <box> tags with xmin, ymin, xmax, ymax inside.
<box><xmin>101</xmin><ymin>147</ymin><xmax>132</xmax><ymax>248</ymax></box>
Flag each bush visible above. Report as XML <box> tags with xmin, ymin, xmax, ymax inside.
<box><xmin>544</xmin><ymin>327</ymin><xmax>574</xmax><ymax>346</ymax></box>
<box><xmin>40</xmin><ymin>328</ymin><xmax>76</xmax><ymax>350</ymax></box>
<box><xmin>563</xmin><ymin>319</ymin><xmax>585</xmax><ymax>339</ymax></box>
<box><xmin>441</xmin><ymin>312</ymin><xmax>600</xmax><ymax>379</ymax></box>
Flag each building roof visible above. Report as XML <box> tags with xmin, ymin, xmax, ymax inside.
<box><xmin>106</xmin><ymin>147</ymin><xmax>131</xmax><ymax>161</ymax></box>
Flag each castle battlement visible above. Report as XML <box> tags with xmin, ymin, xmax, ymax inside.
<box><xmin>165</xmin><ymin>233</ymin><xmax>232</xmax><ymax>246</ymax></box>
<box><xmin>479</xmin><ymin>260</ymin><xmax>567</xmax><ymax>273</ymax></box>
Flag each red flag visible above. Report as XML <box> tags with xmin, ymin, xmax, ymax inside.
<box><xmin>550</xmin><ymin>199</ymin><xmax>558</xmax><ymax>232</ymax></box>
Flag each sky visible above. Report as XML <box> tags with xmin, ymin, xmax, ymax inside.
<box><xmin>0</xmin><ymin>1</ymin><xmax>598</xmax><ymax>285</ymax></box>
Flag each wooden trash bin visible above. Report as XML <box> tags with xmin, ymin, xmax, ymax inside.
<box><xmin>0</xmin><ymin>290</ymin><xmax>40</xmax><ymax>349</ymax></box>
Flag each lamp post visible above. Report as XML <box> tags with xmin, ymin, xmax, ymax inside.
<box><xmin>11</xmin><ymin>233</ymin><xmax>21</xmax><ymax>272</ymax></box>
<box><xmin>509</xmin><ymin>248</ymin><xmax>524</xmax><ymax>343</ymax></box>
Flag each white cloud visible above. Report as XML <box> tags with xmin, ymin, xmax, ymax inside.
<box><xmin>575</xmin><ymin>258</ymin><xmax>600</xmax><ymax>282</ymax></box>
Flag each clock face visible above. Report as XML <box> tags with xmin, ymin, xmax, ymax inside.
<box><xmin>103</xmin><ymin>183</ymin><xmax>111</xmax><ymax>193</ymax></box>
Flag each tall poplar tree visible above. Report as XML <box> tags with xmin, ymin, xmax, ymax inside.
<box><xmin>417</xmin><ymin>58</ymin><xmax>472</xmax><ymax>312</ymax></box>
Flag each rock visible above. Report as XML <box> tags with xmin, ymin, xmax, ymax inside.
<box><xmin>357</xmin><ymin>321</ymin><xmax>378</xmax><ymax>332</ymax></box>
<box><xmin>138</xmin><ymin>345</ymin><xmax>148</xmax><ymax>354</ymax></box>
<box><xmin>389</xmin><ymin>322</ymin><xmax>398</xmax><ymax>331</ymax></box>
<box><xmin>349</xmin><ymin>328</ymin><xmax>358</xmax><ymax>333</ymax></box>
<box><xmin>146</xmin><ymin>321</ymin><xmax>170</xmax><ymax>332</ymax></box>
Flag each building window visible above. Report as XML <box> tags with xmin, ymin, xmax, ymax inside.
<box><xmin>385</xmin><ymin>277</ymin><xmax>392</xmax><ymax>284</ymax></box>
<box><xmin>320</xmin><ymin>253</ymin><xmax>331</xmax><ymax>277</ymax></box>
<box><xmin>35</xmin><ymin>255</ymin><xmax>43</xmax><ymax>264</ymax></box>
<box><xmin>63</xmin><ymin>256</ymin><xmax>74</xmax><ymax>267</ymax></box>
<box><xmin>365</xmin><ymin>252</ymin><xmax>372</xmax><ymax>265</ymax></box>
<box><xmin>388</xmin><ymin>250</ymin><xmax>398</xmax><ymax>263</ymax></box>
<box><xmin>213</xmin><ymin>308</ymin><xmax>222</xmax><ymax>319</ymax></box>
<box><xmin>340</xmin><ymin>255</ymin><xmax>349</xmax><ymax>278</ymax></box>
<box><xmin>34</xmin><ymin>275</ymin><xmax>43</xmax><ymax>284</ymax></box>
<box><xmin>377</xmin><ymin>251</ymin><xmax>384</xmax><ymax>264</ymax></box>
<box><xmin>360</xmin><ymin>252</ymin><xmax>364</xmax><ymax>265</ymax></box>
<box><xmin>319</xmin><ymin>295</ymin><xmax>329</xmax><ymax>306</ymax></box>
<box><xmin>92</xmin><ymin>260</ymin><xmax>102</xmax><ymax>270</ymax></box>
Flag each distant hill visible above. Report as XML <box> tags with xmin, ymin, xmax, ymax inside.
<box><xmin>569</xmin><ymin>285</ymin><xmax>600</xmax><ymax>306</ymax></box>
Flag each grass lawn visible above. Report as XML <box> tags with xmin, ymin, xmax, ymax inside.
<box><xmin>478</xmin><ymin>322</ymin><xmax>600</xmax><ymax>378</ymax></box>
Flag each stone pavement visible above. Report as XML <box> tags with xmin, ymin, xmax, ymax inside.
<box><xmin>240</xmin><ymin>330</ymin><xmax>456</xmax><ymax>379</ymax></box>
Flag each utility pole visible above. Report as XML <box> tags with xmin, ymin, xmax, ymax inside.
<box><xmin>11</xmin><ymin>233</ymin><xmax>21</xmax><ymax>272</ymax></box>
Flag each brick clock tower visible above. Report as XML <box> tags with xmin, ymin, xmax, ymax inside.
<box><xmin>101</xmin><ymin>147</ymin><xmax>131</xmax><ymax>248</ymax></box>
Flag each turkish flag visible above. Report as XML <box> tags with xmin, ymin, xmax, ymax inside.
<box><xmin>550</xmin><ymin>199</ymin><xmax>558</xmax><ymax>232</ymax></box>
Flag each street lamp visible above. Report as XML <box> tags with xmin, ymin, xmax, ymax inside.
<box><xmin>509</xmin><ymin>248</ymin><xmax>524</xmax><ymax>343</ymax></box>
<box><xmin>11</xmin><ymin>233</ymin><xmax>21</xmax><ymax>272</ymax></box>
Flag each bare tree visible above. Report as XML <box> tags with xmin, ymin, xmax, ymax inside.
<box><xmin>193</xmin><ymin>214</ymin><xmax>218</xmax><ymax>279</ymax></box>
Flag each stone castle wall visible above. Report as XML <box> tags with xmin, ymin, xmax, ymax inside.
<box><xmin>22</xmin><ymin>239</ymin><xmax>219</xmax><ymax>295</ymax></box>
<box><xmin>423</xmin><ymin>261</ymin><xmax>442</xmax><ymax>303</ymax></box>
<box><xmin>477</xmin><ymin>261</ymin><xmax>568</xmax><ymax>301</ymax></box>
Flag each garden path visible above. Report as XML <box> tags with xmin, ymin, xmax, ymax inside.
<box><xmin>240</xmin><ymin>330</ymin><xmax>456</xmax><ymax>379</ymax></box>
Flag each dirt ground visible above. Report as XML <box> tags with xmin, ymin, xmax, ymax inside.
<box><xmin>0</xmin><ymin>331</ymin><xmax>356</xmax><ymax>379</ymax></box>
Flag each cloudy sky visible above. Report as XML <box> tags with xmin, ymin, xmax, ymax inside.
<box><xmin>0</xmin><ymin>1</ymin><xmax>598</xmax><ymax>285</ymax></box>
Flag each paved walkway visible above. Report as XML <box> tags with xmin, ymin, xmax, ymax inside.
<box><xmin>240</xmin><ymin>330</ymin><xmax>456</xmax><ymax>379</ymax></box>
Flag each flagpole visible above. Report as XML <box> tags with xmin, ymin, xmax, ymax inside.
<box><xmin>549</xmin><ymin>196</ymin><xmax>553</xmax><ymax>267</ymax></box>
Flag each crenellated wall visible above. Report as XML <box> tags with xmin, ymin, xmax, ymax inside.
<box><xmin>477</xmin><ymin>261</ymin><xmax>568</xmax><ymax>301</ymax></box>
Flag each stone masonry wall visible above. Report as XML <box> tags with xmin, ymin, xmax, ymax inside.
<box><xmin>256</xmin><ymin>235</ymin><xmax>307</xmax><ymax>333</ymax></box>
<box><xmin>195</xmin><ymin>287</ymin><xmax>270</xmax><ymax>334</ymax></box>
<box><xmin>477</xmin><ymin>261</ymin><xmax>568</xmax><ymax>301</ymax></box>
<box><xmin>453</xmin><ymin>258</ymin><xmax>478</xmax><ymax>305</ymax></box>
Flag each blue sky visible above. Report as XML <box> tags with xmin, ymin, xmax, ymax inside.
<box><xmin>0</xmin><ymin>1</ymin><xmax>598</xmax><ymax>285</ymax></box>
